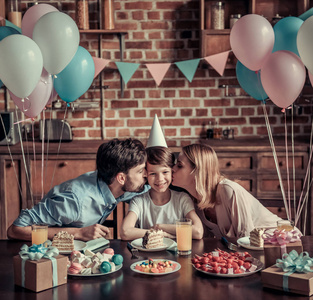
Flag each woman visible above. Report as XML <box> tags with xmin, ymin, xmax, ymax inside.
<box><xmin>172</xmin><ymin>143</ymin><xmax>281</xmax><ymax>238</ymax></box>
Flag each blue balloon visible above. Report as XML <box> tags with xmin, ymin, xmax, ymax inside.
<box><xmin>0</xmin><ymin>80</ymin><xmax>2</xmax><ymax>89</ymax></box>
<box><xmin>236</xmin><ymin>61</ymin><xmax>267</xmax><ymax>101</ymax></box>
<box><xmin>272</xmin><ymin>17</ymin><xmax>303</xmax><ymax>56</ymax></box>
<box><xmin>54</xmin><ymin>46</ymin><xmax>95</xmax><ymax>103</ymax></box>
<box><xmin>0</xmin><ymin>26</ymin><xmax>20</xmax><ymax>41</ymax></box>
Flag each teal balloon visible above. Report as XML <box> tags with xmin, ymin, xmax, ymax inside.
<box><xmin>0</xmin><ymin>26</ymin><xmax>20</xmax><ymax>41</ymax></box>
<box><xmin>54</xmin><ymin>46</ymin><xmax>95</xmax><ymax>102</ymax></box>
<box><xmin>273</xmin><ymin>17</ymin><xmax>303</xmax><ymax>56</ymax></box>
<box><xmin>0</xmin><ymin>80</ymin><xmax>2</xmax><ymax>89</ymax></box>
<box><xmin>236</xmin><ymin>61</ymin><xmax>267</xmax><ymax>101</ymax></box>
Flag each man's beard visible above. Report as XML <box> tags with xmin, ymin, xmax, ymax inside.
<box><xmin>122</xmin><ymin>176</ymin><xmax>146</xmax><ymax>193</ymax></box>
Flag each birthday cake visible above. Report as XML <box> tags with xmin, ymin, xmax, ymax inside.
<box><xmin>52</xmin><ymin>231</ymin><xmax>75</xmax><ymax>252</ymax></box>
<box><xmin>142</xmin><ymin>229</ymin><xmax>164</xmax><ymax>249</ymax></box>
<box><xmin>249</xmin><ymin>228</ymin><xmax>265</xmax><ymax>247</ymax></box>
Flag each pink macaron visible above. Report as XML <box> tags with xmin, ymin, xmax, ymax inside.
<box><xmin>103</xmin><ymin>248</ymin><xmax>114</xmax><ymax>255</ymax></box>
<box><xmin>68</xmin><ymin>262</ymin><xmax>82</xmax><ymax>274</ymax></box>
<box><xmin>70</xmin><ymin>250</ymin><xmax>81</xmax><ymax>260</ymax></box>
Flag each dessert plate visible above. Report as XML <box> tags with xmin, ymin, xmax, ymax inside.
<box><xmin>59</xmin><ymin>240</ymin><xmax>87</xmax><ymax>254</ymax></box>
<box><xmin>130</xmin><ymin>260</ymin><xmax>181</xmax><ymax>276</ymax></box>
<box><xmin>237</xmin><ymin>237</ymin><xmax>263</xmax><ymax>250</ymax></box>
<box><xmin>130</xmin><ymin>237</ymin><xmax>175</xmax><ymax>252</ymax></box>
<box><xmin>68</xmin><ymin>264</ymin><xmax>122</xmax><ymax>277</ymax></box>
<box><xmin>193</xmin><ymin>257</ymin><xmax>263</xmax><ymax>278</ymax></box>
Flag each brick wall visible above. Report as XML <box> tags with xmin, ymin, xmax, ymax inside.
<box><xmin>1</xmin><ymin>0</ymin><xmax>313</xmax><ymax>143</ymax></box>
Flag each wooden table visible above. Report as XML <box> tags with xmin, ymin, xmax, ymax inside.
<box><xmin>1</xmin><ymin>237</ymin><xmax>312</xmax><ymax>300</ymax></box>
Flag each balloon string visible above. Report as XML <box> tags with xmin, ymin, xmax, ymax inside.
<box><xmin>31</xmin><ymin>120</ymin><xmax>36</xmax><ymax>207</ymax></box>
<box><xmin>284</xmin><ymin>112</ymin><xmax>291</xmax><ymax>220</ymax></box>
<box><xmin>261</xmin><ymin>101</ymin><xmax>289</xmax><ymax>218</ymax></box>
<box><xmin>290</xmin><ymin>106</ymin><xmax>296</xmax><ymax>222</ymax></box>
<box><xmin>41</xmin><ymin>110</ymin><xmax>45</xmax><ymax>199</ymax></box>
<box><xmin>49</xmin><ymin>105</ymin><xmax>68</xmax><ymax>191</ymax></box>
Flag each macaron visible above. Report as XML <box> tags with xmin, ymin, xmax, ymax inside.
<box><xmin>103</xmin><ymin>248</ymin><xmax>114</xmax><ymax>255</ymax></box>
<box><xmin>100</xmin><ymin>261</ymin><xmax>112</xmax><ymax>273</ymax></box>
<box><xmin>68</xmin><ymin>262</ymin><xmax>82</xmax><ymax>274</ymax></box>
<box><xmin>111</xmin><ymin>254</ymin><xmax>123</xmax><ymax>265</ymax></box>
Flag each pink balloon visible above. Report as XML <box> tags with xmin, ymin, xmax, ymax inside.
<box><xmin>21</xmin><ymin>3</ymin><xmax>59</xmax><ymax>38</ymax></box>
<box><xmin>260</xmin><ymin>50</ymin><xmax>306</xmax><ymax>109</ymax></box>
<box><xmin>230</xmin><ymin>14</ymin><xmax>275</xmax><ymax>71</ymax></box>
<box><xmin>10</xmin><ymin>69</ymin><xmax>53</xmax><ymax>118</ymax></box>
<box><xmin>309</xmin><ymin>71</ymin><xmax>313</xmax><ymax>88</ymax></box>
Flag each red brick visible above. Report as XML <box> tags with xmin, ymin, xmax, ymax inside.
<box><xmin>164</xmin><ymin>128</ymin><xmax>177</xmax><ymax>136</ymax></box>
<box><xmin>196</xmin><ymin>109</ymin><xmax>208</xmax><ymax>117</ymax></box>
<box><xmin>134</xmin><ymin>110</ymin><xmax>147</xmax><ymax>118</ymax></box>
<box><xmin>164</xmin><ymin>110</ymin><xmax>177</xmax><ymax>117</ymax></box>
<box><xmin>72</xmin><ymin>130</ymin><xmax>86</xmax><ymax>138</ymax></box>
<box><xmin>225</xmin><ymin>108</ymin><xmax>239</xmax><ymax>116</ymax></box>
<box><xmin>125</xmin><ymin>2</ymin><xmax>153</xmax><ymax>10</ymax></box>
<box><xmin>111</xmin><ymin>101</ymin><xmax>138</xmax><ymax>109</ymax></box>
<box><xmin>148</xmin><ymin>90</ymin><xmax>162</xmax><ymax>98</ymax></box>
<box><xmin>71</xmin><ymin>120</ymin><xmax>94</xmax><ymax>128</ymax></box>
<box><xmin>88</xmin><ymin>130</ymin><xmax>101</xmax><ymax>138</ymax></box>
<box><xmin>181</xmin><ymin>109</ymin><xmax>193</xmax><ymax>117</ymax></box>
<box><xmin>179</xmin><ymin>90</ymin><xmax>191</xmax><ymax>97</ymax></box>
<box><xmin>174</xmin><ymin>99</ymin><xmax>200</xmax><ymax>107</ymax></box>
<box><xmin>118</xmin><ymin>129</ymin><xmax>131</xmax><ymax>137</ymax></box>
<box><xmin>142</xmin><ymin>100</ymin><xmax>170</xmax><ymax>108</ymax></box>
<box><xmin>180</xmin><ymin>128</ymin><xmax>191</xmax><ymax>136</ymax></box>
<box><xmin>119</xmin><ymin>110</ymin><xmax>131</xmax><ymax>118</ymax></box>
<box><xmin>128</xmin><ymin>119</ymin><xmax>153</xmax><ymax>127</ymax></box>
<box><xmin>150</xmin><ymin>110</ymin><xmax>162</xmax><ymax>117</ymax></box>
<box><xmin>105</xmin><ymin>129</ymin><xmax>116</xmax><ymax>138</ymax></box>
<box><xmin>105</xmin><ymin>110</ymin><xmax>116</xmax><ymax>118</ymax></box>
<box><xmin>148</xmin><ymin>11</ymin><xmax>161</xmax><ymax>19</ymax></box>
<box><xmin>105</xmin><ymin>119</ymin><xmax>124</xmax><ymax>127</ymax></box>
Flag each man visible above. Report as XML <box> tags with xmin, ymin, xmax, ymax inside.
<box><xmin>7</xmin><ymin>138</ymin><xmax>149</xmax><ymax>241</ymax></box>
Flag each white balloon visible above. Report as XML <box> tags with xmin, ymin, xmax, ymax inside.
<box><xmin>297</xmin><ymin>15</ymin><xmax>313</xmax><ymax>74</ymax></box>
<box><xmin>32</xmin><ymin>11</ymin><xmax>80</xmax><ymax>75</ymax></box>
<box><xmin>0</xmin><ymin>35</ymin><xmax>43</xmax><ymax>98</ymax></box>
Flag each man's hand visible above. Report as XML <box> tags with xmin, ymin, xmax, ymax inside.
<box><xmin>77</xmin><ymin>224</ymin><xmax>111</xmax><ymax>241</ymax></box>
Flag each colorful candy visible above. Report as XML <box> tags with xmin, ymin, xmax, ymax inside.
<box><xmin>135</xmin><ymin>259</ymin><xmax>177</xmax><ymax>273</ymax></box>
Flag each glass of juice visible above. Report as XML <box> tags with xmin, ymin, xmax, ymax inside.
<box><xmin>176</xmin><ymin>218</ymin><xmax>192</xmax><ymax>255</ymax></box>
<box><xmin>31</xmin><ymin>224</ymin><xmax>48</xmax><ymax>245</ymax></box>
<box><xmin>277</xmin><ymin>219</ymin><xmax>294</xmax><ymax>232</ymax></box>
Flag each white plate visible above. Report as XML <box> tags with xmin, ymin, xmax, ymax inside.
<box><xmin>131</xmin><ymin>237</ymin><xmax>175</xmax><ymax>252</ymax></box>
<box><xmin>130</xmin><ymin>260</ymin><xmax>181</xmax><ymax>276</ymax></box>
<box><xmin>237</xmin><ymin>237</ymin><xmax>263</xmax><ymax>250</ymax></box>
<box><xmin>68</xmin><ymin>264</ymin><xmax>122</xmax><ymax>277</ymax></box>
<box><xmin>193</xmin><ymin>257</ymin><xmax>263</xmax><ymax>278</ymax></box>
<box><xmin>59</xmin><ymin>240</ymin><xmax>87</xmax><ymax>254</ymax></box>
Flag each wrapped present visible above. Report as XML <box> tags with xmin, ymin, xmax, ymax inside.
<box><xmin>261</xmin><ymin>250</ymin><xmax>313</xmax><ymax>296</ymax></box>
<box><xmin>263</xmin><ymin>228</ymin><xmax>303</xmax><ymax>268</ymax></box>
<box><xmin>13</xmin><ymin>243</ymin><xmax>67</xmax><ymax>292</ymax></box>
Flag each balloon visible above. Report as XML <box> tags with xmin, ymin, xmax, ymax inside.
<box><xmin>9</xmin><ymin>69</ymin><xmax>53</xmax><ymax>118</ymax></box>
<box><xmin>32</xmin><ymin>11</ymin><xmax>80</xmax><ymax>75</ymax></box>
<box><xmin>230</xmin><ymin>14</ymin><xmax>275</xmax><ymax>71</ymax></box>
<box><xmin>309</xmin><ymin>71</ymin><xmax>313</xmax><ymax>87</ymax></box>
<box><xmin>54</xmin><ymin>46</ymin><xmax>95</xmax><ymax>103</ymax></box>
<box><xmin>21</xmin><ymin>3</ymin><xmax>59</xmax><ymax>38</ymax></box>
<box><xmin>260</xmin><ymin>50</ymin><xmax>306</xmax><ymax>109</ymax></box>
<box><xmin>0</xmin><ymin>35</ymin><xmax>43</xmax><ymax>98</ymax></box>
<box><xmin>272</xmin><ymin>17</ymin><xmax>303</xmax><ymax>56</ymax></box>
<box><xmin>297</xmin><ymin>15</ymin><xmax>313</xmax><ymax>74</ymax></box>
<box><xmin>236</xmin><ymin>61</ymin><xmax>267</xmax><ymax>101</ymax></box>
<box><xmin>0</xmin><ymin>26</ymin><xmax>20</xmax><ymax>41</ymax></box>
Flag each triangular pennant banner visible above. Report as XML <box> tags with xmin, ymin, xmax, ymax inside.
<box><xmin>5</xmin><ymin>19</ymin><xmax>22</xmax><ymax>33</ymax></box>
<box><xmin>205</xmin><ymin>50</ymin><xmax>230</xmax><ymax>76</ymax></box>
<box><xmin>115</xmin><ymin>62</ymin><xmax>140</xmax><ymax>85</ymax></box>
<box><xmin>145</xmin><ymin>63</ymin><xmax>171</xmax><ymax>86</ymax></box>
<box><xmin>92</xmin><ymin>57</ymin><xmax>110</xmax><ymax>78</ymax></box>
<box><xmin>175</xmin><ymin>59</ymin><xmax>200</xmax><ymax>83</ymax></box>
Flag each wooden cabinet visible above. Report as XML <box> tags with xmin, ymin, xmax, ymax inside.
<box><xmin>200</xmin><ymin>0</ymin><xmax>311</xmax><ymax>65</ymax></box>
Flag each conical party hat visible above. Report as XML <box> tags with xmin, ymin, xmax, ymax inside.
<box><xmin>146</xmin><ymin>114</ymin><xmax>167</xmax><ymax>148</ymax></box>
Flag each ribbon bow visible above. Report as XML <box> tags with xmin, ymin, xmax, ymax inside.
<box><xmin>276</xmin><ymin>250</ymin><xmax>313</xmax><ymax>292</ymax></box>
<box><xmin>263</xmin><ymin>228</ymin><xmax>302</xmax><ymax>256</ymax></box>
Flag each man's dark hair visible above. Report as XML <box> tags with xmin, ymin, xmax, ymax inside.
<box><xmin>146</xmin><ymin>146</ymin><xmax>175</xmax><ymax>168</ymax></box>
<box><xmin>96</xmin><ymin>138</ymin><xmax>147</xmax><ymax>185</ymax></box>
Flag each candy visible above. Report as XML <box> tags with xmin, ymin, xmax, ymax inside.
<box><xmin>111</xmin><ymin>254</ymin><xmax>123</xmax><ymax>265</ymax></box>
<box><xmin>100</xmin><ymin>261</ymin><xmax>112</xmax><ymax>273</ymax></box>
<box><xmin>103</xmin><ymin>248</ymin><xmax>114</xmax><ymax>255</ymax></box>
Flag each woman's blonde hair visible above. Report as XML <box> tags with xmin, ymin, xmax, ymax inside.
<box><xmin>182</xmin><ymin>144</ymin><xmax>223</xmax><ymax>209</ymax></box>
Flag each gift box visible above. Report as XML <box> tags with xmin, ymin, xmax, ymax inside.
<box><xmin>261</xmin><ymin>263</ymin><xmax>313</xmax><ymax>296</ymax></box>
<box><xmin>13</xmin><ymin>244</ymin><xmax>68</xmax><ymax>292</ymax></box>
<box><xmin>264</xmin><ymin>240</ymin><xmax>303</xmax><ymax>268</ymax></box>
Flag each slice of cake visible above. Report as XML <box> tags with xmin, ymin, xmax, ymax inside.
<box><xmin>142</xmin><ymin>229</ymin><xmax>164</xmax><ymax>249</ymax></box>
<box><xmin>249</xmin><ymin>228</ymin><xmax>265</xmax><ymax>247</ymax></box>
<box><xmin>52</xmin><ymin>230</ymin><xmax>75</xmax><ymax>252</ymax></box>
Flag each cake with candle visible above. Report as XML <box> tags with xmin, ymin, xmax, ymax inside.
<box><xmin>52</xmin><ymin>230</ymin><xmax>75</xmax><ymax>252</ymax></box>
<box><xmin>249</xmin><ymin>228</ymin><xmax>265</xmax><ymax>247</ymax></box>
<box><xmin>142</xmin><ymin>229</ymin><xmax>165</xmax><ymax>249</ymax></box>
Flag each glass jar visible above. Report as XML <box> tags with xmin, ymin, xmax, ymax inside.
<box><xmin>230</xmin><ymin>14</ymin><xmax>241</xmax><ymax>29</ymax></box>
<box><xmin>7</xmin><ymin>0</ymin><xmax>21</xmax><ymax>28</ymax></box>
<box><xmin>211</xmin><ymin>1</ymin><xmax>225</xmax><ymax>29</ymax></box>
<box><xmin>76</xmin><ymin>0</ymin><xmax>89</xmax><ymax>30</ymax></box>
<box><xmin>103</xmin><ymin>0</ymin><xmax>115</xmax><ymax>30</ymax></box>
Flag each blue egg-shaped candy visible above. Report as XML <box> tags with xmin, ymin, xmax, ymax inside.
<box><xmin>100</xmin><ymin>261</ymin><xmax>112</xmax><ymax>273</ymax></box>
<box><xmin>112</xmin><ymin>254</ymin><xmax>123</xmax><ymax>265</ymax></box>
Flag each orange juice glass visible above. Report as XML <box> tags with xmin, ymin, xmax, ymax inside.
<box><xmin>31</xmin><ymin>224</ymin><xmax>48</xmax><ymax>245</ymax></box>
<box><xmin>176</xmin><ymin>218</ymin><xmax>192</xmax><ymax>255</ymax></box>
<box><xmin>277</xmin><ymin>220</ymin><xmax>294</xmax><ymax>232</ymax></box>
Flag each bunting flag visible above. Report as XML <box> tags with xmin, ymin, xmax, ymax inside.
<box><xmin>92</xmin><ymin>57</ymin><xmax>110</xmax><ymax>78</ymax></box>
<box><xmin>175</xmin><ymin>59</ymin><xmax>201</xmax><ymax>83</ymax></box>
<box><xmin>145</xmin><ymin>63</ymin><xmax>171</xmax><ymax>86</ymax></box>
<box><xmin>115</xmin><ymin>62</ymin><xmax>140</xmax><ymax>85</ymax></box>
<box><xmin>204</xmin><ymin>50</ymin><xmax>230</xmax><ymax>76</ymax></box>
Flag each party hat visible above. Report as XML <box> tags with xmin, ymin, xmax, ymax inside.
<box><xmin>146</xmin><ymin>114</ymin><xmax>167</xmax><ymax>148</ymax></box>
